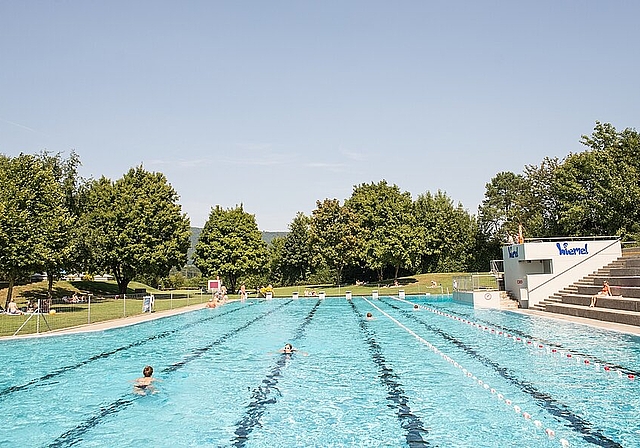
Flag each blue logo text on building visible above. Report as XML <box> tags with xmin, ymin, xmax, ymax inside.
<box><xmin>508</xmin><ymin>246</ymin><xmax>519</xmax><ymax>258</ymax></box>
<box><xmin>556</xmin><ymin>242</ymin><xmax>588</xmax><ymax>256</ymax></box>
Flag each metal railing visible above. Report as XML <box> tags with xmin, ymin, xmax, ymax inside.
<box><xmin>453</xmin><ymin>274</ymin><xmax>499</xmax><ymax>292</ymax></box>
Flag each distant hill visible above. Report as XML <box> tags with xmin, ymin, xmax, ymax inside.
<box><xmin>187</xmin><ymin>228</ymin><xmax>287</xmax><ymax>262</ymax></box>
<box><xmin>262</xmin><ymin>231</ymin><xmax>288</xmax><ymax>244</ymax></box>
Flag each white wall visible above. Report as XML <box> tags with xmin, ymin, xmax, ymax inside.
<box><xmin>503</xmin><ymin>239</ymin><xmax>621</xmax><ymax>308</ymax></box>
<box><xmin>453</xmin><ymin>290</ymin><xmax>501</xmax><ymax>309</ymax></box>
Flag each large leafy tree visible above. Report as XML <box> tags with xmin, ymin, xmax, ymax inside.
<box><xmin>477</xmin><ymin>171</ymin><xmax>530</xmax><ymax>244</ymax></box>
<box><xmin>522</xmin><ymin>157</ymin><xmax>561</xmax><ymax>237</ymax></box>
<box><xmin>345</xmin><ymin>180</ymin><xmax>416</xmax><ymax>281</ymax></box>
<box><xmin>309</xmin><ymin>198</ymin><xmax>361</xmax><ymax>285</ymax></box>
<box><xmin>193</xmin><ymin>205</ymin><xmax>267</xmax><ymax>293</ymax></box>
<box><xmin>0</xmin><ymin>154</ymin><xmax>66</xmax><ymax>307</ymax></box>
<box><xmin>80</xmin><ymin>166</ymin><xmax>190</xmax><ymax>294</ymax></box>
<box><xmin>553</xmin><ymin>122</ymin><xmax>640</xmax><ymax>237</ymax></box>
<box><xmin>279</xmin><ymin>212</ymin><xmax>312</xmax><ymax>285</ymax></box>
<box><xmin>266</xmin><ymin>236</ymin><xmax>286</xmax><ymax>287</ymax></box>
<box><xmin>37</xmin><ymin>151</ymin><xmax>85</xmax><ymax>297</ymax></box>
<box><xmin>414</xmin><ymin>190</ymin><xmax>476</xmax><ymax>273</ymax></box>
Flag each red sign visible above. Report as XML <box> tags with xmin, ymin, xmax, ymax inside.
<box><xmin>208</xmin><ymin>279</ymin><xmax>221</xmax><ymax>291</ymax></box>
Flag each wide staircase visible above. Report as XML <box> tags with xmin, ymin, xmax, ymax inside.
<box><xmin>532</xmin><ymin>247</ymin><xmax>640</xmax><ymax>326</ymax></box>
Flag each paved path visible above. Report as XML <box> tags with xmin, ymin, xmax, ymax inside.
<box><xmin>519</xmin><ymin>308</ymin><xmax>640</xmax><ymax>335</ymax></box>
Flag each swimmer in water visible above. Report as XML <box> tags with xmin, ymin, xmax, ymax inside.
<box><xmin>366</xmin><ymin>312</ymin><xmax>375</xmax><ymax>320</ymax></box>
<box><xmin>413</xmin><ymin>304</ymin><xmax>420</xmax><ymax>311</ymax></box>
<box><xmin>133</xmin><ymin>365</ymin><xmax>159</xmax><ymax>395</ymax></box>
<box><xmin>278</xmin><ymin>343</ymin><xmax>308</xmax><ymax>356</ymax></box>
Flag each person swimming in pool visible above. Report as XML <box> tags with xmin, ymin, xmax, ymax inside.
<box><xmin>133</xmin><ymin>365</ymin><xmax>159</xmax><ymax>395</ymax></box>
<box><xmin>278</xmin><ymin>343</ymin><xmax>308</xmax><ymax>356</ymax></box>
<box><xmin>366</xmin><ymin>312</ymin><xmax>375</xmax><ymax>320</ymax></box>
<box><xmin>413</xmin><ymin>304</ymin><xmax>420</xmax><ymax>311</ymax></box>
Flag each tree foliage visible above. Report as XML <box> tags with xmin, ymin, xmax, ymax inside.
<box><xmin>80</xmin><ymin>166</ymin><xmax>190</xmax><ymax>294</ymax></box>
<box><xmin>345</xmin><ymin>181</ymin><xmax>416</xmax><ymax>281</ymax></box>
<box><xmin>37</xmin><ymin>151</ymin><xmax>85</xmax><ymax>296</ymax></box>
<box><xmin>309</xmin><ymin>199</ymin><xmax>361</xmax><ymax>285</ymax></box>
<box><xmin>0</xmin><ymin>154</ymin><xmax>67</xmax><ymax>306</ymax></box>
<box><xmin>279</xmin><ymin>212</ymin><xmax>312</xmax><ymax>285</ymax></box>
<box><xmin>414</xmin><ymin>191</ymin><xmax>476</xmax><ymax>273</ymax></box>
<box><xmin>194</xmin><ymin>204</ymin><xmax>268</xmax><ymax>293</ymax></box>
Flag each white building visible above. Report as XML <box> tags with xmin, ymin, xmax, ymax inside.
<box><xmin>502</xmin><ymin>237</ymin><xmax>621</xmax><ymax>308</ymax></box>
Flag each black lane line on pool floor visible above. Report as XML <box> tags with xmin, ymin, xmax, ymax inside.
<box><xmin>424</xmin><ymin>302</ymin><xmax>640</xmax><ymax>377</ymax></box>
<box><xmin>45</xmin><ymin>300</ymin><xmax>292</xmax><ymax>448</ymax></box>
<box><xmin>380</xmin><ymin>298</ymin><xmax>622</xmax><ymax>448</ymax></box>
<box><xmin>349</xmin><ymin>299</ymin><xmax>429</xmax><ymax>448</ymax></box>
<box><xmin>0</xmin><ymin>302</ymin><xmax>255</xmax><ymax>401</ymax></box>
<box><xmin>231</xmin><ymin>298</ymin><xmax>322</xmax><ymax>447</ymax></box>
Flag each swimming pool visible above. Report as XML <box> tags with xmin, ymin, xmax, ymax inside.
<box><xmin>1</xmin><ymin>296</ymin><xmax>638</xmax><ymax>447</ymax></box>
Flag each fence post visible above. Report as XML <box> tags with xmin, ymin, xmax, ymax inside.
<box><xmin>123</xmin><ymin>294</ymin><xmax>126</xmax><ymax>318</ymax></box>
<box><xmin>36</xmin><ymin>298</ymin><xmax>41</xmax><ymax>334</ymax></box>
<box><xmin>88</xmin><ymin>296</ymin><xmax>91</xmax><ymax>324</ymax></box>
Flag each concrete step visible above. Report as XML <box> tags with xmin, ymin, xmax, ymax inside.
<box><xmin>544</xmin><ymin>303</ymin><xmax>640</xmax><ymax>326</ymax></box>
<box><xmin>610</xmin><ymin>268</ymin><xmax>640</xmax><ymax>276</ymax></box>
<box><xmin>609</xmin><ymin>277</ymin><xmax>640</xmax><ymax>287</ymax></box>
<box><xmin>556</xmin><ymin>294</ymin><xmax>640</xmax><ymax>312</ymax></box>
<box><xmin>574</xmin><ymin>285</ymin><xmax>640</xmax><ymax>298</ymax></box>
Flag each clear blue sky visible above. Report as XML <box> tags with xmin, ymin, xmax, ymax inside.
<box><xmin>1</xmin><ymin>1</ymin><xmax>638</xmax><ymax>231</ymax></box>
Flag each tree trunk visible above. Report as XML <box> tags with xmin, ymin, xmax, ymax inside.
<box><xmin>4</xmin><ymin>275</ymin><xmax>15</xmax><ymax>309</ymax></box>
<box><xmin>394</xmin><ymin>264</ymin><xmax>400</xmax><ymax>281</ymax></box>
<box><xmin>47</xmin><ymin>271</ymin><xmax>54</xmax><ymax>298</ymax></box>
<box><xmin>117</xmin><ymin>278</ymin><xmax>130</xmax><ymax>296</ymax></box>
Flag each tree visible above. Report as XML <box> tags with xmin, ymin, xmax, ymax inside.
<box><xmin>309</xmin><ymin>199</ymin><xmax>361</xmax><ymax>285</ymax></box>
<box><xmin>414</xmin><ymin>191</ymin><xmax>476</xmax><ymax>273</ymax></box>
<box><xmin>266</xmin><ymin>236</ymin><xmax>286</xmax><ymax>287</ymax></box>
<box><xmin>552</xmin><ymin>122</ymin><xmax>640</xmax><ymax>237</ymax></box>
<box><xmin>477</xmin><ymin>171</ymin><xmax>530</xmax><ymax>245</ymax></box>
<box><xmin>279</xmin><ymin>212</ymin><xmax>312</xmax><ymax>285</ymax></box>
<box><xmin>79</xmin><ymin>166</ymin><xmax>190</xmax><ymax>294</ymax></box>
<box><xmin>345</xmin><ymin>180</ymin><xmax>416</xmax><ymax>281</ymax></box>
<box><xmin>522</xmin><ymin>157</ymin><xmax>561</xmax><ymax>237</ymax></box>
<box><xmin>37</xmin><ymin>151</ymin><xmax>85</xmax><ymax>297</ymax></box>
<box><xmin>0</xmin><ymin>154</ymin><xmax>66</xmax><ymax>307</ymax></box>
<box><xmin>193</xmin><ymin>204</ymin><xmax>267</xmax><ymax>293</ymax></box>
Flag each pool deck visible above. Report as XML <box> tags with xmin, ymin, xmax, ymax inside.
<box><xmin>518</xmin><ymin>308</ymin><xmax>640</xmax><ymax>336</ymax></box>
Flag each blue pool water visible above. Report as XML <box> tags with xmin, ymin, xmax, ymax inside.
<box><xmin>1</xmin><ymin>296</ymin><xmax>639</xmax><ymax>447</ymax></box>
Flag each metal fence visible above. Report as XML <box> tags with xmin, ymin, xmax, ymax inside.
<box><xmin>452</xmin><ymin>274</ymin><xmax>499</xmax><ymax>292</ymax></box>
<box><xmin>1</xmin><ymin>291</ymin><xmax>211</xmax><ymax>338</ymax></box>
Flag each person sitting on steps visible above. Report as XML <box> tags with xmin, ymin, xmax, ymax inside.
<box><xmin>590</xmin><ymin>280</ymin><xmax>611</xmax><ymax>308</ymax></box>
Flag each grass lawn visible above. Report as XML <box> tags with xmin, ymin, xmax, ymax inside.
<box><xmin>271</xmin><ymin>272</ymin><xmax>468</xmax><ymax>297</ymax></box>
<box><xmin>0</xmin><ymin>281</ymin><xmax>208</xmax><ymax>337</ymax></box>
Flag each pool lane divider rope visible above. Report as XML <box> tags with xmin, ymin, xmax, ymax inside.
<box><xmin>423</xmin><ymin>300</ymin><xmax>640</xmax><ymax>380</ymax></box>
<box><xmin>231</xmin><ymin>299</ymin><xmax>322</xmax><ymax>447</ymax></box>
<box><xmin>394</xmin><ymin>297</ymin><xmax>639</xmax><ymax>381</ymax></box>
<box><xmin>46</xmin><ymin>300</ymin><xmax>292</xmax><ymax>448</ymax></box>
<box><xmin>0</xmin><ymin>302</ymin><xmax>256</xmax><ymax>401</ymax></box>
<box><xmin>367</xmin><ymin>297</ymin><xmax>605</xmax><ymax>448</ymax></box>
<box><xmin>379</xmin><ymin>298</ymin><xmax>623</xmax><ymax>448</ymax></box>
<box><xmin>349</xmin><ymin>299</ymin><xmax>429</xmax><ymax>447</ymax></box>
